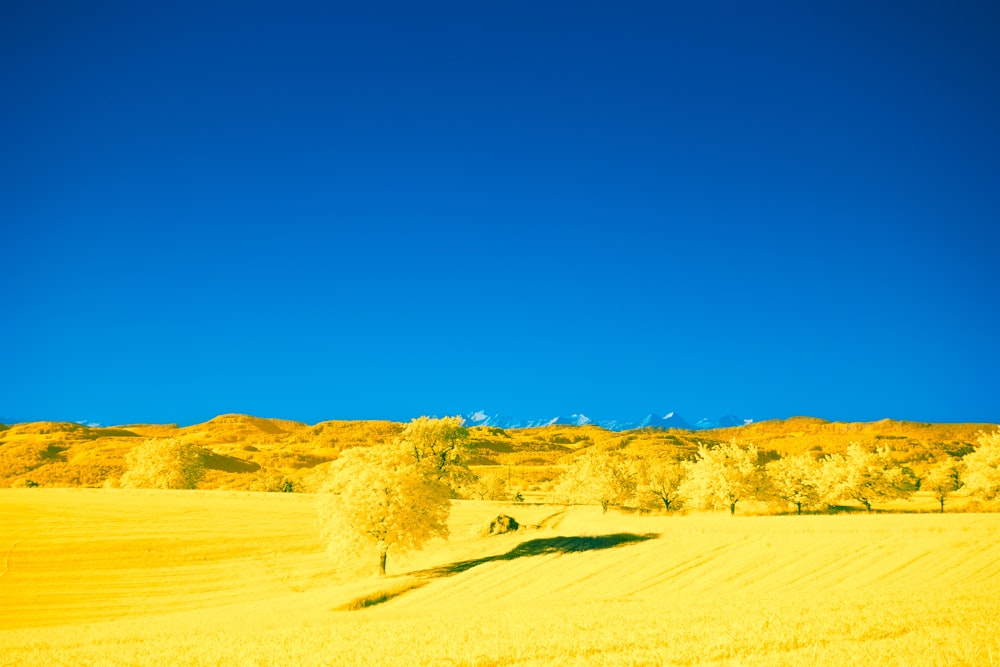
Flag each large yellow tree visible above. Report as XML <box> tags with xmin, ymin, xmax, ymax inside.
<box><xmin>821</xmin><ymin>443</ymin><xmax>909</xmax><ymax>513</ymax></box>
<box><xmin>316</xmin><ymin>416</ymin><xmax>469</xmax><ymax>576</ymax></box>
<box><xmin>767</xmin><ymin>453</ymin><xmax>823</xmax><ymax>514</ymax></box>
<box><xmin>680</xmin><ymin>440</ymin><xmax>765</xmax><ymax>515</ymax></box>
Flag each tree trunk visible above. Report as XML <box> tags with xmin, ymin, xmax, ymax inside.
<box><xmin>601</xmin><ymin>500</ymin><xmax>610</xmax><ymax>514</ymax></box>
<box><xmin>377</xmin><ymin>543</ymin><xmax>388</xmax><ymax>577</ymax></box>
<box><xmin>863</xmin><ymin>499</ymin><xmax>872</xmax><ymax>513</ymax></box>
<box><xmin>729</xmin><ymin>502</ymin><xmax>736</xmax><ymax>515</ymax></box>
<box><xmin>662</xmin><ymin>497</ymin><xmax>671</xmax><ymax>511</ymax></box>
<box><xmin>939</xmin><ymin>497</ymin><xmax>945</xmax><ymax>513</ymax></box>
<box><xmin>796</xmin><ymin>501</ymin><xmax>802</xmax><ymax>515</ymax></box>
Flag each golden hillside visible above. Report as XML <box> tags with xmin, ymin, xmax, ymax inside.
<box><xmin>0</xmin><ymin>414</ymin><xmax>994</xmax><ymax>490</ymax></box>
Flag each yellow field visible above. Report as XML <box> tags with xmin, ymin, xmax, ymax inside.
<box><xmin>2</xmin><ymin>490</ymin><xmax>999</xmax><ymax>666</ymax></box>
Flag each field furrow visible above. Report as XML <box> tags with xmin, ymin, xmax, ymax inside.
<box><xmin>2</xmin><ymin>490</ymin><xmax>1000</xmax><ymax>666</ymax></box>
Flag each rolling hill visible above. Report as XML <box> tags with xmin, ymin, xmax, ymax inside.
<box><xmin>0</xmin><ymin>413</ymin><xmax>995</xmax><ymax>491</ymax></box>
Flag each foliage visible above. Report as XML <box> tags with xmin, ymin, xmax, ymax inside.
<box><xmin>2</xmin><ymin>414</ymin><xmax>995</xmax><ymax>493</ymax></box>
<box><xmin>317</xmin><ymin>445</ymin><xmax>450</xmax><ymax>576</ymax></box>
<box><xmin>680</xmin><ymin>439</ymin><xmax>766</xmax><ymax>515</ymax></box>
<box><xmin>316</xmin><ymin>417</ymin><xmax>467</xmax><ymax>576</ymax></box>
<box><xmin>250</xmin><ymin>471</ymin><xmax>296</xmax><ymax>492</ymax></box>
<box><xmin>821</xmin><ymin>443</ymin><xmax>910</xmax><ymax>512</ymax></box>
<box><xmin>638</xmin><ymin>459</ymin><xmax>686</xmax><ymax>511</ymax></box>
<box><xmin>397</xmin><ymin>415</ymin><xmax>471</xmax><ymax>485</ymax></box>
<box><xmin>120</xmin><ymin>438</ymin><xmax>206</xmax><ymax>490</ymax></box>
<box><xmin>962</xmin><ymin>430</ymin><xmax>1000</xmax><ymax>501</ymax></box>
<box><xmin>468</xmin><ymin>471</ymin><xmax>511</xmax><ymax>501</ymax></box>
<box><xmin>921</xmin><ymin>458</ymin><xmax>963</xmax><ymax>512</ymax></box>
<box><xmin>555</xmin><ymin>449</ymin><xmax>639</xmax><ymax>512</ymax></box>
<box><xmin>767</xmin><ymin>454</ymin><xmax>823</xmax><ymax>514</ymax></box>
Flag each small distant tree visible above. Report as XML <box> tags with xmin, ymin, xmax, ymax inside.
<box><xmin>556</xmin><ymin>449</ymin><xmax>638</xmax><ymax>512</ymax></box>
<box><xmin>316</xmin><ymin>444</ymin><xmax>451</xmax><ymax>576</ymax></box>
<box><xmin>121</xmin><ymin>438</ymin><xmax>205</xmax><ymax>490</ymax></box>
<box><xmin>469</xmin><ymin>471</ymin><xmax>510</xmax><ymax>501</ymax></box>
<box><xmin>922</xmin><ymin>458</ymin><xmax>963</xmax><ymax>513</ymax></box>
<box><xmin>822</xmin><ymin>443</ymin><xmax>909</xmax><ymax>513</ymax></box>
<box><xmin>767</xmin><ymin>454</ymin><xmax>823</xmax><ymax>515</ymax></box>
<box><xmin>962</xmin><ymin>430</ymin><xmax>1000</xmax><ymax>501</ymax></box>
<box><xmin>640</xmin><ymin>459</ymin><xmax>686</xmax><ymax>511</ymax></box>
<box><xmin>680</xmin><ymin>440</ymin><xmax>765</xmax><ymax>515</ymax></box>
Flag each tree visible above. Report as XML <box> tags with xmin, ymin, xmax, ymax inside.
<box><xmin>398</xmin><ymin>415</ymin><xmax>470</xmax><ymax>484</ymax></box>
<box><xmin>962</xmin><ymin>430</ymin><xmax>1000</xmax><ymax>501</ymax></box>
<box><xmin>822</xmin><ymin>443</ymin><xmax>909</xmax><ymax>513</ymax></box>
<box><xmin>316</xmin><ymin>416</ymin><xmax>470</xmax><ymax>576</ymax></box>
<box><xmin>316</xmin><ymin>444</ymin><xmax>450</xmax><ymax>576</ymax></box>
<box><xmin>922</xmin><ymin>458</ymin><xmax>963</xmax><ymax>513</ymax></box>
<box><xmin>767</xmin><ymin>454</ymin><xmax>823</xmax><ymax>515</ymax></box>
<box><xmin>680</xmin><ymin>439</ymin><xmax>765</xmax><ymax>515</ymax></box>
<box><xmin>640</xmin><ymin>458</ymin><xmax>686</xmax><ymax>511</ymax></box>
<box><xmin>556</xmin><ymin>448</ymin><xmax>638</xmax><ymax>513</ymax></box>
<box><xmin>468</xmin><ymin>471</ymin><xmax>510</xmax><ymax>501</ymax></box>
<box><xmin>120</xmin><ymin>438</ymin><xmax>205</xmax><ymax>489</ymax></box>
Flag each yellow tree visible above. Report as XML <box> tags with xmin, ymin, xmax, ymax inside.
<box><xmin>767</xmin><ymin>454</ymin><xmax>823</xmax><ymax>515</ymax></box>
<box><xmin>922</xmin><ymin>458</ymin><xmax>963</xmax><ymax>513</ymax></box>
<box><xmin>316</xmin><ymin>444</ymin><xmax>450</xmax><ymax>576</ymax></box>
<box><xmin>680</xmin><ymin>439</ymin><xmax>765</xmax><ymax>515</ymax></box>
<box><xmin>555</xmin><ymin>448</ymin><xmax>639</xmax><ymax>513</ymax></box>
<box><xmin>962</xmin><ymin>430</ymin><xmax>1000</xmax><ymax>501</ymax></box>
<box><xmin>398</xmin><ymin>415</ymin><xmax>470</xmax><ymax>484</ymax></box>
<box><xmin>120</xmin><ymin>438</ymin><xmax>205</xmax><ymax>490</ymax></box>
<box><xmin>468</xmin><ymin>471</ymin><xmax>511</xmax><ymax>501</ymax></box>
<box><xmin>822</xmin><ymin>443</ymin><xmax>909</xmax><ymax>513</ymax></box>
<box><xmin>639</xmin><ymin>458</ymin><xmax>687</xmax><ymax>511</ymax></box>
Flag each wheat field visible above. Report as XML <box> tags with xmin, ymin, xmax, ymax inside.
<box><xmin>2</xmin><ymin>489</ymin><xmax>999</xmax><ymax>666</ymax></box>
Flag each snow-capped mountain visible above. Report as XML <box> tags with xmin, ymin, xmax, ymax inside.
<box><xmin>693</xmin><ymin>415</ymin><xmax>748</xmax><ymax>429</ymax></box>
<box><xmin>463</xmin><ymin>412</ymin><xmax>594</xmax><ymax>429</ymax></box>
<box><xmin>463</xmin><ymin>410</ymin><xmax>749</xmax><ymax>432</ymax></box>
<box><xmin>635</xmin><ymin>411</ymin><xmax>693</xmax><ymax>430</ymax></box>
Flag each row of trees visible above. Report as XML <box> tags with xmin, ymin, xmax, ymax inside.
<box><xmin>556</xmin><ymin>431</ymin><xmax>1000</xmax><ymax>515</ymax></box>
<box><xmin>117</xmin><ymin>419</ymin><xmax>1000</xmax><ymax>577</ymax></box>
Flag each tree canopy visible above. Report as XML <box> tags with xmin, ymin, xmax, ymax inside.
<box><xmin>316</xmin><ymin>416</ymin><xmax>468</xmax><ymax>576</ymax></box>
<box><xmin>120</xmin><ymin>438</ymin><xmax>205</xmax><ymax>490</ymax></box>
<box><xmin>767</xmin><ymin>454</ymin><xmax>823</xmax><ymax>514</ymax></box>
<box><xmin>556</xmin><ymin>448</ymin><xmax>638</xmax><ymax>512</ymax></box>
<box><xmin>822</xmin><ymin>443</ymin><xmax>910</xmax><ymax>512</ymax></box>
<box><xmin>680</xmin><ymin>440</ymin><xmax>765</xmax><ymax>515</ymax></box>
<box><xmin>963</xmin><ymin>430</ymin><xmax>1000</xmax><ymax>501</ymax></box>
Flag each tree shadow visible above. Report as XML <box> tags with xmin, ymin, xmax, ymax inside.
<box><xmin>338</xmin><ymin>532</ymin><xmax>659</xmax><ymax>612</ymax></box>
<box><xmin>413</xmin><ymin>532</ymin><xmax>660</xmax><ymax>579</ymax></box>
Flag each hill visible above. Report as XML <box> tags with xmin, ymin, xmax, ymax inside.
<box><xmin>0</xmin><ymin>414</ymin><xmax>995</xmax><ymax>491</ymax></box>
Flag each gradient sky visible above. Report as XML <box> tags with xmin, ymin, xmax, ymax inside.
<box><xmin>2</xmin><ymin>1</ymin><xmax>998</xmax><ymax>427</ymax></box>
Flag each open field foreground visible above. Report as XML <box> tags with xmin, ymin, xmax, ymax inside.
<box><xmin>2</xmin><ymin>490</ymin><xmax>1000</xmax><ymax>666</ymax></box>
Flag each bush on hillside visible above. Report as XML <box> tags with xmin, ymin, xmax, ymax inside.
<box><xmin>121</xmin><ymin>438</ymin><xmax>206</xmax><ymax>490</ymax></box>
<box><xmin>963</xmin><ymin>430</ymin><xmax>1000</xmax><ymax>501</ymax></box>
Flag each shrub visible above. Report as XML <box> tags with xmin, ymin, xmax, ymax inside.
<box><xmin>121</xmin><ymin>438</ymin><xmax>206</xmax><ymax>490</ymax></box>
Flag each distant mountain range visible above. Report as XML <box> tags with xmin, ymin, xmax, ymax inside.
<box><xmin>463</xmin><ymin>410</ymin><xmax>751</xmax><ymax>432</ymax></box>
<box><xmin>1</xmin><ymin>412</ymin><xmax>751</xmax><ymax>432</ymax></box>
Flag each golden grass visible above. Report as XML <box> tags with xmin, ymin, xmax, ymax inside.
<box><xmin>2</xmin><ymin>489</ymin><xmax>999</xmax><ymax>665</ymax></box>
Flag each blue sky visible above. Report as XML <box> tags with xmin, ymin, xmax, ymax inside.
<box><xmin>2</xmin><ymin>1</ymin><xmax>998</xmax><ymax>427</ymax></box>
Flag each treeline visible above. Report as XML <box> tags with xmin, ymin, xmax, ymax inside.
<box><xmin>542</xmin><ymin>431</ymin><xmax>1000</xmax><ymax>515</ymax></box>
